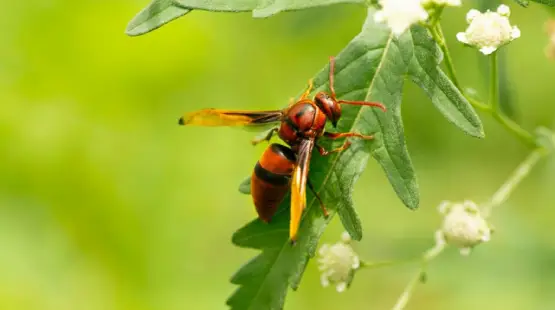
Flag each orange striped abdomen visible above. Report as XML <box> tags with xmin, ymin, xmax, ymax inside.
<box><xmin>251</xmin><ymin>144</ymin><xmax>296</xmax><ymax>222</ymax></box>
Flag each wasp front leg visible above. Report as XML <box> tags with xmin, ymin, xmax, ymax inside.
<box><xmin>316</xmin><ymin>140</ymin><xmax>352</xmax><ymax>156</ymax></box>
<box><xmin>299</xmin><ymin>79</ymin><xmax>314</xmax><ymax>100</ymax></box>
<box><xmin>323</xmin><ymin>132</ymin><xmax>374</xmax><ymax>140</ymax></box>
<box><xmin>251</xmin><ymin>127</ymin><xmax>278</xmax><ymax>145</ymax></box>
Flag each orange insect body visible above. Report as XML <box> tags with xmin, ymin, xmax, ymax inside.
<box><xmin>278</xmin><ymin>101</ymin><xmax>327</xmax><ymax>147</ymax></box>
<box><xmin>251</xmin><ymin>144</ymin><xmax>296</xmax><ymax>222</ymax></box>
<box><xmin>179</xmin><ymin>56</ymin><xmax>387</xmax><ymax>243</ymax></box>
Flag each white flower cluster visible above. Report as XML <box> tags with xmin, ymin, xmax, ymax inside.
<box><xmin>436</xmin><ymin>200</ymin><xmax>492</xmax><ymax>255</ymax></box>
<box><xmin>374</xmin><ymin>0</ymin><xmax>461</xmax><ymax>36</ymax></box>
<box><xmin>317</xmin><ymin>232</ymin><xmax>360</xmax><ymax>292</ymax></box>
<box><xmin>457</xmin><ymin>5</ymin><xmax>521</xmax><ymax>55</ymax></box>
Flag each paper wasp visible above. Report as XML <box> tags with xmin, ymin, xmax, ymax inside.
<box><xmin>179</xmin><ymin>56</ymin><xmax>386</xmax><ymax>243</ymax></box>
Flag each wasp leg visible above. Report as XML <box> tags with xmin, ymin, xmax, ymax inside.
<box><xmin>328</xmin><ymin>56</ymin><xmax>337</xmax><ymax>99</ymax></box>
<box><xmin>316</xmin><ymin>140</ymin><xmax>352</xmax><ymax>156</ymax></box>
<box><xmin>337</xmin><ymin>99</ymin><xmax>386</xmax><ymax>112</ymax></box>
<box><xmin>324</xmin><ymin>132</ymin><xmax>374</xmax><ymax>140</ymax></box>
<box><xmin>287</xmin><ymin>97</ymin><xmax>296</xmax><ymax>107</ymax></box>
<box><xmin>251</xmin><ymin>127</ymin><xmax>278</xmax><ymax>145</ymax></box>
<box><xmin>307</xmin><ymin>179</ymin><xmax>329</xmax><ymax>218</ymax></box>
<box><xmin>299</xmin><ymin>79</ymin><xmax>314</xmax><ymax>100</ymax></box>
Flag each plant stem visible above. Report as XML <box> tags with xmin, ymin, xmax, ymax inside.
<box><xmin>431</xmin><ymin>23</ymin><xmax>461</xmax><ymax>90</ymax></box>
<box><xmin>391</xmin><ymin>270</ymin><xmax>422</xmax><ymax>310</ymax></box>
<box><xmin>489</xmin><ymin>52</ymin><xmax>499</xmax><ymax>112</ymax></box>
<box><xmin>360</xmin><ymin>259</ymin><xmax>417</xmax><ymax>269</ymax></box>
<box><xmin>391</xmin><ymin>235</ymin><xmax>446</xmax><ymax>310</ymax></box>
<box><xmin>428</xmin><ymin>22</ymin><xmax>537</xmax><ymax>148</ymax></box>
<box><xmin>491</xmin><ymin>110</ymin><xmax>537</xmax><ymax>148</ymax></box>
<box><xmin>483</xmin><ymin>148</ymin><xmax>547</xmax><ymax>217</ymax></box>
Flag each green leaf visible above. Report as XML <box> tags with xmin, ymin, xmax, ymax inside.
<box><xmin>238</xmin><ymin>176</ymin><xmax>251</xmax><ymax>195</ymax></box>
<box><xmin>529</xmin><ymin>0</ymin><xmax>555</xmax><ymax>6</ymax></box>
<box><xmin>512</xmin><ymin>0</ymin><xmax>530</xmax><ymax>6</ymax></box>
<box><xmin>173</xmin><ymin>0</ymin><xmax>364</xmax><ymax>17</ymax></box>
<box><xmin>228</xmin><ymin>8</ymin><xmax>483</xmax><ymax>310</ymax></box>
<box><xmin>407</xmin><ymin>27</ymin><xmax>484</xmax><ymax>137</ymax></box>
<box><xmin>126</xmin><ymin>0</ymin><xmax>191</xmax><ymax>36</ymax></box>
<box><xmin>251</xmin><ymin>0</ymin><xmax>363</xmax><ymax>18</ymax></box>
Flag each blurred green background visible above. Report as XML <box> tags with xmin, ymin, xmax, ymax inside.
<box><xmin>1</xmin><ymin>1</ymin><xmax>555</xmax><ymax>309</ymax></box>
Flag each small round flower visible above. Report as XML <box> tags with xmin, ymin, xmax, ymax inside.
<box><xmin>497</xmin><ymin>4</ymin><xmax>510</xmax><ymax>16</ymax></box>
<box><xmin>374</xmin><ymin>0</ymin><xmax>429</xmax><ymax>36</ymax></box>
<box><xmin>317</xmin><ymin>232</ymin><xmax>360</xmax><ymax>292</ymax></box>
<box><xmin>456</xmin><ymin>5</ymin><xmax>521</xmax><ymax>55</ymax></box>
<box><xmin>437</xmin><ymin>200</ymin><xmax>492</xmax><ymax>255</ymax></box>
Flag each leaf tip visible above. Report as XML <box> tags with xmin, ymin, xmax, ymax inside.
<box><xmin>124</xmin><ymin>21</ymin><xmax>143</xmax><ymax>37</ymax></box>
<box><xmin>403</xmin><ymin>188</ymin><xmax>420</xmax><ymax>210</ymax></box>
<box><xmin>405</xmin><ymin>200</ymin><xmax>419</xmax><ymax>210</ymax></box>
<box><xmin>124</xmin><ymin>2</ymin><xmax>192</xmax><ymax>37</ymax></box>
<box><xmin>350</xmin><ymin>231</ymin><xmax>362</xmax><ymax>242</ymax></box>
<box><xmin>125</xmin><ymin>28</ymin><xmax>141</xmax><ymax>37</ymax></box>
<box><xmin>467</xmin><ymin>125</ymin><xmax>486</xmax><ymax>139</ymax></box>
<box><xmin>231</xmin><ymin>229</ymin><xmax>243</xmax><ymax>246</ymax></box>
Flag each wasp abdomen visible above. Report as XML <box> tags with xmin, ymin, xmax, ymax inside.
<box><xmin>251</xmin><ymin>144</ymin><xmax>296</xmax><ymax>222</ymax></box>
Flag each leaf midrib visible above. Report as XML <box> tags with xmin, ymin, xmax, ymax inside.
<box><xmin>242</xmin><ymin>32</ymin><xmax>395</xmax><ymax>310</ymax></box>
<box><xmin>364</xmin><ymin>34</ymin><xmax>418</xmax><ymax>208</ymax></box>
<box><xmin>317</xmin><ymin>33</ymin><xmax>394</xmax><ymax>196</ymax></box>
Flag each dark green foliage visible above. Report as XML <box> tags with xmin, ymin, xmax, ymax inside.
<box><xmin>126</xmin><ymin>0</ymin><xmax>367</xmax><ymax>35</ymax></box>
<box><xmin>172</xmin><ymin>0</ymin><xmax>365</xmax><ymax>17</ymax></box>
<box><xmin>513</xmin><ymin>0</ymin><xmax>555</xmax><ymax>7</ymax></box>
<box><xmin>529</xmin><ymin>0</ymin><xmax>555</xmax><ymax>6</ymax></box>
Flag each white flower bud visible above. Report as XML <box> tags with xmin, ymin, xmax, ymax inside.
<box><xmin>317</xmin><ymin>232</ymin><xmax>360</xmax><ymax>292</ymax></box>
<box><xmin>466</xmin><ymin>9</ymin><xmax>481</xmax><ymax>23</ymax></box>
<box><xmin>497</xmin><ymin>4</ymin><xmax>510</xmax><ymax>17</ymax></box>
<box><xmin>456</xmin><ymin>5</ymin><xmax>521</xmax><ymax>55</ymax></box>
<box><xmin>374</xmin><ymin>0</ymin><xmax>429</xmax><ymax>36</ymax></box>
<box><xmin>438</xmin><ymin>200</ymin><xmax>492</xmax><ymax>255</ymax></box>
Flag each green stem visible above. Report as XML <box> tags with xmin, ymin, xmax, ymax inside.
<box><xmin>391</xmin><ymin>269</ymin><xmax>422</xmax><ymax>310</ymax></box>
<box><xmin>489</xmin><ymin>52</ymin><xmax>499</xmax><ymax>112</ymax></box>
<box><xmin>483</xmin><ymin>148</ymin><xmax>547</xmax><ymax>217</ymax></box>
<box><xmin>431</xmin><ymin>23</ymin><xmax>461</xmax><ymax>90</ymax></box>
<box><xmin>360</xmin><ymin>259</ymin><xmax>417</xmax><ymax>269</ymax></box>
<box><xmin>428</xmin><ymin>22</ymin><xmax>537</xmax><ymax>148</ymax></box>
<box><xmin>466</xmin><ymin>96</ymin><xmax>492</xmax><ymax>112</ymax></box>
<box><xmin>391</xmin><ymin>237</ymin><xmax>446</xmax><ymax>310</ymax></box>
<box><xmin>491</xmin><ymin>111</ymin><xmax>537</xmax><ymax>148</ymax></box>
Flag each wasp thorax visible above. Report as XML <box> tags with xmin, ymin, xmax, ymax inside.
<box><xmin>314</xmin><ymin>92</ymin><xmax>342</xmax><ymax>128</ymax></box>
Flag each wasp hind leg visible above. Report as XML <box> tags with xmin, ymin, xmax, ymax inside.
<box><xmin>316</xmin><ymin>140</ymin><xmax>352</xmax><ymax>156</ymax></box>
<box><xmin>307</xmin><ymin>179</ymin><xmax>329</xmax><ymax>218</ymax></box>
<box><xmin>251</xmin><ymin>127</ymin><xmax>278</xmax><ymax>145</ymax></box>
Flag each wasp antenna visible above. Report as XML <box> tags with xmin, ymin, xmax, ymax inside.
<box><xmin>337</xmin><ymin>100</ymin><xmax>387</xmax><ymax>112</ymax></box>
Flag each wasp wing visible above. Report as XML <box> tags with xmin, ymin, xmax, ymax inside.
<box><xmin>179</xmin><ymin>109</ymin><xmax>283</xmax><ymax>127</ymax></box>
<box><xmin>290</xmin><ymin>138</ymin><xmax>315</xmax><ymax>243</ymax></box>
